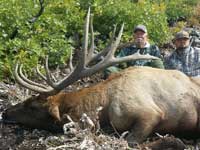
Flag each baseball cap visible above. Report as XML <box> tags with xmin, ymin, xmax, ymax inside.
<box><xmin>174</xmin><ymin>30</ymin><xmax>190</xmax><ymax>40</ymax></box>
<box><xmin>133</xmin><ymin>24</ymin><xmax>147</xmax><ymax>33</ymax></box>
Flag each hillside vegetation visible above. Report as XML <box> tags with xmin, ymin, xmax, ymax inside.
<box><xmin>0</xmin><ymin>0</ymin><xmax>199</xmax><ymax>80</ymax></box>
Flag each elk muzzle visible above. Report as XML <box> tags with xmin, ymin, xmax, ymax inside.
<box><xmin>2</xmin><ymin>96</ymin><xmax>63</xmax><ymax>132</ymax></box>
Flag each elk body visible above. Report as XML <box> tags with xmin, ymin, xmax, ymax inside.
<box><xmin>3</xmin><ymin>67</ymin><xmax>200</xmax><ymax>144</ymax></box>
<box><xmin>3</xmin><ymin>9</ymin><xmax>200</xmax><ymax>144</ymax></box>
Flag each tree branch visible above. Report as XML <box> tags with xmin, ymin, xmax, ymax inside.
<box><xmin>28</xmin><ymin>0</ymin><xmax>45</xmax><ymax>23</ymax></box>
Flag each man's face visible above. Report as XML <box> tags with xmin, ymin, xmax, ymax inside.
<box><xmin>174</xmin><ymin>38</ymin><xmax>190</xmax><ymax>49</ymax></box>
<box><xmin>134</xmin><ymin>30</ymin><xmax>148</xmax><ymax>48</ymax></box>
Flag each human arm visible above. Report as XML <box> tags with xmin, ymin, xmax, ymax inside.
<box><xmin>149</xmin><ymin>45</ymin><xmax>164</xmax><ymax>69</ymax></box>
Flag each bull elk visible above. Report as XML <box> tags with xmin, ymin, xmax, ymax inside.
<box><xmin>3</xmin><ymin>9</ymin><xmax>200</xmax><ymax>145</ymax></box>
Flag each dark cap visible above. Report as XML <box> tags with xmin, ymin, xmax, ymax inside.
<box><xmin>133</xmin><ymin>24</ymin><xmax>147</xmax><ymax>33</ymax></box>
<box><xmin>174</xmin><ymin>30</ymin><xmax>190</xmax><ymax>40</ymax></box>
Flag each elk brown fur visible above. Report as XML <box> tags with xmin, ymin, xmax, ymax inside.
<box><xmin>3</xmin><ymin>67</ymin><xmax>200</xmax><ymax>144</ymax></box>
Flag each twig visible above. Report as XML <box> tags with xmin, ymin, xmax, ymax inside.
<box><xmin>110</xmin><ymin>121</ymin><xmax>121</xmax><ymax>138</ymax></box>
<box><xmin>29</xmin><ymin>0</ymin><xmax>45</xmax><ymax>23</ymax></box>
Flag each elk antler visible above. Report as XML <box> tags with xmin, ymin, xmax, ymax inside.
<box><xmin>14</xmin><ymin>8</ymin><xmax>159</xmax><ymax>96</ymax></box>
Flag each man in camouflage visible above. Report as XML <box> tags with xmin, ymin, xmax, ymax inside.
<box><xmin>104</xmin><ymin>24</ymin><xmax>164</xmax><ymax>78</ymax></box>
<box><xmin>165</xmin><ymin>30</ymin><xmax>200</xmax><ymax>77</ymax></box>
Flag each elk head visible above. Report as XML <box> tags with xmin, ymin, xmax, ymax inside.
<box><xmin>3</xmin><ymin>9</ymin><xmax>158</xmax><ymax>131</ymax></box>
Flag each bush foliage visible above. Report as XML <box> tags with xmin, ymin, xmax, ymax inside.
<box><xmin>0</xmin><ymin>0</ymin><xmax>199</xmax><ymax>80</ymax></box>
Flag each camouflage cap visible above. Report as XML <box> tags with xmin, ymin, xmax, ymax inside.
<box><xmin>174</xmin><ymin>30</ymin><xmax>190</xmax><ymax>40</ymax></box>
<box><xmin>133</xmin><ymin>24</ymin><xmax>147</xmax><ymax>33</ymax></box>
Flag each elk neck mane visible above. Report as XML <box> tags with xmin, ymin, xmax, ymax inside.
<box><xmin>46</xmin><ymin>72</ymin><xmax>123</xmax><ymax>121</ymax></box>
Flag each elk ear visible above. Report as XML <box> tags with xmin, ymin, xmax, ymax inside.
<box><xmin>49</xmin><ymin>105</ymin><xmax>61</xmax><ymax>121</ymax></box>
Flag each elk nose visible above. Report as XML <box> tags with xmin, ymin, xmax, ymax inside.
<box><xmin>1</xmin><ymin>109</ymin><xmax>17</xmax><ymax>124</ymax></box>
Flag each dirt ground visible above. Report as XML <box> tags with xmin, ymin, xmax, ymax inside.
<box><xmin>0</xmin><ymin>77</ymin><xmax>200</xmax><ymax>150</ymax></box>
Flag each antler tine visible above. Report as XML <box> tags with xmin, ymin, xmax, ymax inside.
<box><xmin>110</xmin><ymin>53</ymin><xmax>159</xmax><ymax>66</ymax></box>
<box><xmin>82</xmin><ymin>7</ymin><xmax>90</xmax><ymax>67</ymax></box>
<box><xmin>111</xmin><ymin>24</ymin><xmax>117</xmax><ymax>42</ymax></box>
<box><xmin>14</xmin><ymin>63</ymin><xmax>53</xmax><ymax>93</ymax></box>
<box><xmin>19</xmin><ymin>65</ymin><xmax>47</xmax><ymax>89</ymax></box>
<box><xmin>87</xmin><ymin>23</ymin><xmax>124</xmax><ymax>66</ymax></box>
<box><xmin>76</xmin><ymin>24</ymin><xmax>125</xmax><ymax>74</ymax></box>
<box><xmin>68</xmin><ymin>50</ymin><xmax>74</xmax><ymax>71</ymax></box>
<box><xmin>36</xmin><ymin>65</ymin><xmax>47</xmax><ymax>81</ymax></box>
<box><xmin>117</xmin><ymin>41</ymin><xmax>135</xmax><ymax>50</ymax></box>
<box><xmin>44</xmin><ymin>56</ymin><xmax>57</xmax><ymax>88</ymax></box>
<box><xmin>87</xmin><ymin>24</ymin><xmax>118</xmax><ymax>64</ymax></box>
<box><xmin>110</xmin><ymin>23</ymin><xmax>124</xmax><ymax>56</ymax></box>
<box><xmin>87</xmin><ymin>14</ymin><xmax>94</xmax><ymax>62</ymax></box>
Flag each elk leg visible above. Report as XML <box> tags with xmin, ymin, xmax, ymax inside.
<box><xmin>196</xmin><ymin>110</ymin><xmax>200</xmax><ymax>132</ymax></box>
<box><xmin>126</xmin><ymin>113</ymin><xmax>161</xmax><ymax>146</ymax></box>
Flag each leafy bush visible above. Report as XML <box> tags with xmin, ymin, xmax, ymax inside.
<box><xmin>164</xmin><ymin>0</ymin><xmax>199</xmax><ymax>24</ymax></box>
<box><xmin>0</xmin><ymin>0</ymin><xmax>84</xmax><ymax>80</ymax></box>
<box><xmin>78</xmin><ymin>0</ymin><xmax>170</xmax><ymax>44</ymax></box>
<box><xmin>0</xmin><ymin>0</ymin><xmax>199</xmax><ymax>80</ymax></box>
<box><xmin>188</xmin><ymin>1</ymin><xmax>200</xmax><ymax>26</ymax></box>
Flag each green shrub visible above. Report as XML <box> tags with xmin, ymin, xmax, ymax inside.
<box><xmin>0</xmin><ymin>0</ymin><xmax>198</xmax><ymax>80</ymax></box>
<box><xmin>78</xmin><ymin>0</ymin><xmax>170</xmax><ymax>44</ymax></box>
<box><xmin>0</xmin><ymin>0</ymin><xmax>84</xmax><ymax>79</ymax></box>
<box><xmin>164</xmin><ymin>0</ymin><xmax>199</xmax><ymax>23</ymax></box>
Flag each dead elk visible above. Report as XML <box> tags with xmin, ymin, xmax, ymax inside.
<box><xmin>4</xmin><ymin>66</ymin><xmax>200</xmax><ymax>145</ymax></box>
<box><xmin>4</xmin><ymin>9</ymin><xmax>198</xmax><ymax>145</ymax></box>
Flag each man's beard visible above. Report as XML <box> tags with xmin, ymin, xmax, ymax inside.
<box><xmin>176</xmin><ymin>46</ymin><xmax>189</xmax><ymax>54</ymax></box>
<box><xmin>135</xmin><ymin>38</ymin><xmax>145</xmax><ymax>48</ymax></box>
<box><xmin>176</xmin><ymin>45</ymin><xmax>189</xmax><ymax>50</ymax></box>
